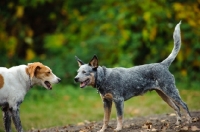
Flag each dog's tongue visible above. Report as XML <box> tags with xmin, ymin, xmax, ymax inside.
<box><xmin>80</xmin><ymin>82</ymin><xmax>86</xmax><ymax>88</ymax></box>
<box><xmin>45</xmin><ymin>81</ymin><xmax>52</xmax><ymax>90</ymax></box>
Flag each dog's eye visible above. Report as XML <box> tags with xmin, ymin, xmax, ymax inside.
<box><xmin>47</xmin><ymin>72</ymin><xmax>51</xmax><ymax>74</ymax></box>
<box><xmin>82</xmin><ymin>71</ymin><xmax>86</xmax><ymax>74</ymax></box>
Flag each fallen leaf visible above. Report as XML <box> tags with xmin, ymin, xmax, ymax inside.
<box><xmin>62</xmin><ymin>126</ymin><xmax>67</xmax><ymax>129</ymax></box>
<box><xmin>77</xmin><ymin>122</ymin><xmax>84</xmax><ymax>126</ymax></box>
<box><xmin>131</xmin><ymin>123</ymin><xmax>135</xmax><ymax>126</ymax></box>
<box><xmin>151</xmin><ymin>128</ymin><xmax>157</xmax><ymax>131</ymax></box>
<box><xmin>124</xmin><ymin>124</ymin><xmax>130</xmax><ymax>128</ymax></box>
<box><xmin>174</xmin><ymin>125</ymin><xmax>181</xmax><ymax>131</ymax></box>
<box><xmin>161</xmin><ymin>122</ymin><xmax>169</xmax><ymax>130</ymax></box>
<box><xmin>191</xmin><ymin>126</ymin><xmax>200</xmax><ymax>131</ymax></box>
<box><xmin>142</xmin><ymin>122</ymin><xmax>152</xmax><ymax>129</ymax></box>
<box><xmin>169</xmin><ymin>113</ymin><xmax>176</xmax><ymax>116</ymax></box>
<box><xmin>181</xmin><ymin>126</ymin><xmax>189</xmax><ymax>130</ymax></box>
<box><xmin>192</xmin><ymin>117</ymin><xmax>199</xmax><ymax>122</ymax></box>
<box><xmin>79</xmin><ymin>130</ymin><xmax>86</xmax><ymax>132</ymax></box>
<box><xmin>160</xmin><ymin>120</ymin><xmax>166</xmax><ymax>122</ymax></box>
<box><xmin>84</xmin><ymin>120</ymin><xmax>90</xmax><ymax>124</ymax></box>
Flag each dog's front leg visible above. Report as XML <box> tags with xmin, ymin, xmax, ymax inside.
<box><xmin>98</xmin><ymin>98</ymin><xmax>112</xmax><ymax>132</ymax></box>
<box><xmin>10</xmin><ymin>107</ymin><xmax>23</xmax><ymax>132</ymax></box>
<box><xmin>114</xmin><ymin>98</ymin><xmax>124</xmax><ymax>131</ymax></box>
<box><xmin>2</xmin><ymin>107</ymin><xmax>12</xmax><ymax>132</ymax></box>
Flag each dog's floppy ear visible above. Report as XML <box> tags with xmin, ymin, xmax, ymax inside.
<box><xmin>26</xmin><ymin>62</ymin><xmax>41</xmax><ymax>78</ymax></box>
<box><xmin>75</xmin><ymin>56</ymin><xmax>85</xmax><ymax>67</ymax></box>
<box><xmin>89</xmin><ymin>55</ymin><xmax>98</xmax><ymax>69</ymax></box>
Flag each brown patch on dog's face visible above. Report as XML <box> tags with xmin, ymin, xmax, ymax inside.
<box><xmin>34</xmin><ymin>65</ymin><xmax>51</xmax><ymax>79</ymax></box>
<box><xmin>26</xmin><ymin>62</ymin><xmax>43</xmax><ymax>78</ymax></box>
<box><xmin>0</xmin><ymin>74</ymin><xmax>4</xmax><ymax>89</ymax></box>
<box><xmin>89</xmin><ymin>73</ymin><xmax>95</xmax><ymax>87</ymax></box>
<box><xmin>78</xmin><ymin>72</ymin><xmax>96</xmax><ymax>88</ymax></box>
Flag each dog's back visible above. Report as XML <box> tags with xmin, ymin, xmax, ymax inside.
<box><xmin>103</xmin><ymin>63</ymin><xmax>173</xmax><ymax>100</ymax></box>
<box><xmin>0</xmin><ymin>65</ymin><xmax>27</xmax><ymax>106</ymax></box>
<box><xmin>0</xmin><ymin>65</ymin><xmax>27</xmax><ymax>88</ymax></box>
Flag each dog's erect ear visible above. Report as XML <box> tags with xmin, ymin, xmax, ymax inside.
<box><xmin>89</xmin><ymin>55</ymin><xmax>98</xmax><ymax>69</ymax></box>
<box><xmin>26</xmin><ymin>62</ymin><xmax>42</xmax><ymax>78</ymax></box>
<box><xmin>75</xmin><ymin>56</ymin><xmax>85</xmax><ymax>67</ymax></box>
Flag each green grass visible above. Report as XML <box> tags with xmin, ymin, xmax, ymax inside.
<box><xmin>0</xmin><ymin>85</ymin><xmax>200</xmax><ymax>131</ymax></box>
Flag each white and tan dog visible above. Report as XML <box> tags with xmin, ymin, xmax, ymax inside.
<box><xmin>0</xmin><ymin>62</ymin><xmax>61</xmax><ymax>132</ymax></box>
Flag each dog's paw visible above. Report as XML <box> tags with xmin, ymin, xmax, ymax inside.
<box><xmin>114</xmin><ymin>127</ymin><xmax>122</xmax><ymax>131</ymax></box>
<box><xmin>98</xmin><ymin>127</ymin><xmax>106</xmax><ymax>132</ymax></box>
<box><xmin>175</xmin><ymin>119</ymin><xmax>181</xmax><ymax>125</ymax></box>
<box><xmin>186</xmin><ymin>118</ymin><xmax>192</xmax><ymax>124</ymax></box>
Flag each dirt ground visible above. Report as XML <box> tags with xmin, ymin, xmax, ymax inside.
<box><xmin>28</xmin><ymin>111</ymin><xmax>200</xmax><ymax>132</ymax></box>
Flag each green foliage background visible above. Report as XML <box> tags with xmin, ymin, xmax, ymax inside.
<box><xmin>0</xmin><ymin>0</ymin><xmax>200</xmax><ymax>131</ymax></box>
<box><xmin>0</xmin><ymin>0</ymin><xmax>200</xmax><ymax>87</ymax></box>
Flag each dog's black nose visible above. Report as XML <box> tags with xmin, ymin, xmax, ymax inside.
<box><xmin>58</xmin><ymin>78</ymin><xmax>61</xmax><ymax>82</ymax></box>
<box><xmin>74</xmin><ymin>77</ymin><xmax>79</xmax><ymax>82</ymax></box>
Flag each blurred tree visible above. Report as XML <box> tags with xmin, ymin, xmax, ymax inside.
<box><xmin>0</xmin><ymin>0</ymin><xmax>199</xmax><ymax>87</ymax></box>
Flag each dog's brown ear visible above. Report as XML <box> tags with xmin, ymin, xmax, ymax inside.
<box><xmin>26</xmin><ymin>62</ymin><xmax>41</xmax><ymax>78</ymax></box>
<box><xmin>75</xmin><ymin>56</ymin><xmax>84</xmax><ymax>67</ymax></box>
<box><xmin>89</xmin><ymin>55</ymin><xmax>98</xmax><ymax>69</ymax></box>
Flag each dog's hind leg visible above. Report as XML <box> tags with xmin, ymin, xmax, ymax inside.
<box><xmin>98</xmin><ymin>95</ymin><xmax>113</xmax><ymax>132</ymax></box>
<box><xmin>2</xmin><ymin>106</ymin><xmax>12</xmax><ymax>132</ymax></box>
<box><xmin>169</xmin><ymin>88</ymin><xmax>192</xmax><ymax>124</ymax></box>
<box><xmin>158</xmin><ymin>84</ymin><xmax>192</xmax><ymax>124</ymax></box>
<box><xmin>10</xmin><ymin>107</ymin><xmax>23</xmax><ymax>132</ymax></box>
<box><xmin>155</xmin><ymin>89</ymin><xmax>182</xmax><ymax>125</ymax></box>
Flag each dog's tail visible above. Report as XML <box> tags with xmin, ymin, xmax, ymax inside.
<box><xmin>161</xmin><ymin>21</ymin><xmax>182</xmax><ymax>68</ymax></box>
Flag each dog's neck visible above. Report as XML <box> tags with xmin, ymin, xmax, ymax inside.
<box><xmin>27</xmin><ymin>72</ymin><xmax>33</xmax><ymax>88</ymax></box>
<box><xmin>12</xmin><ymin>65</ymin><xmax>33</xmax><ymax>92</ymax></box>
<box><xmin>95</xmin><ymin>66</ymin><xmax>107</xmax><ymax>93</ymax></box>
<box><xmin>24</xmin><ymin>66</ymin><xmax>35</xmax><ymax>90</ymax></box>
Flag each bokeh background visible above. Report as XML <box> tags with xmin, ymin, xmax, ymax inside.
<box><xmin>0</xmin><ymin>0</ymin><xmax>200</xmax><ymax>131</ymax></box>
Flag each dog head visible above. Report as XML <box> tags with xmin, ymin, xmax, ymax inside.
<box><xmin>74</xmin><ymin>55</ymin><xmax>98</xmax><ymax>88</ymax></box>
<box><xmin>26</xmin><ymin>62</ymin><xmax>61</xmax><ymax>90</ymax></box>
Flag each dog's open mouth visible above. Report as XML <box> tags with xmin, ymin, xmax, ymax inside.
<box><xmin>80</xmin><ymin>79</ymin><xmax>90</xmax><ymax>88</ymax></box>
<box><xmin>45</xmin><ymin>81</ymin><xmax>52</xmax><ymax>90</ymax></box>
